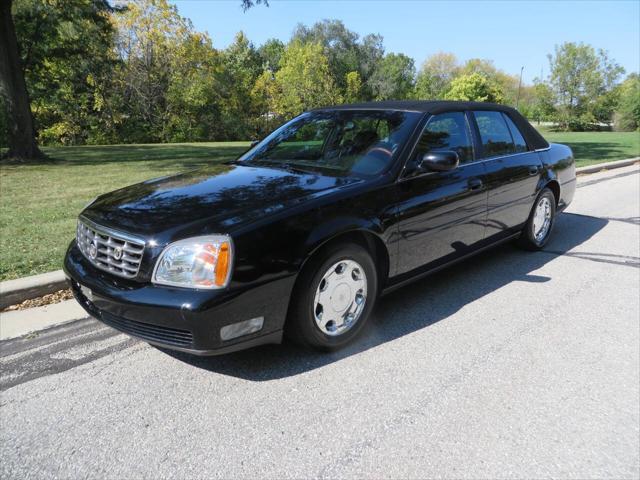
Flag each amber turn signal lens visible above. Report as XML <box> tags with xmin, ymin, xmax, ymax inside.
<box><xmin>215</xmin><ymin>242</ymin><xmax>231</xmax><ymax>287</ymax></box>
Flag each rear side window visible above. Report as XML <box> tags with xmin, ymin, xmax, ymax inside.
<box><xmin>415</xmin><ymin>112</ymin><xmax>474</xmax><ymax>164</ymax></box>
<box><xmin>473</xmin><ymin>111</ymin><xmax>515</xmax><ymax>158</ymax></box>
<box><xmin>502</xmin><ymin>113</ymin><xmax>528</xmax><ymax>152</ymax></box>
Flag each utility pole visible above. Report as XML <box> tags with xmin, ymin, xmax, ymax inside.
<box><xmin>516</xmin><ymin>66</ymin><xmax>524</xmax><ymax>109</ymax></box>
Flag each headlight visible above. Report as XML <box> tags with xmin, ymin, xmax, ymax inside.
<box><xmin>152</xmin><ymin>235</ymin><xmax>233</xmax><ymax>289</ymax></box>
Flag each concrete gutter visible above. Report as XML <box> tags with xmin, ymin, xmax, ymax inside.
<box><xmin>1</xmin><ymin>156</ymin><xmax>638</xmax><ymax>309</ymax></box>
<box><xmin>0</xmin><ymin>270</ymin><xmax>68</xmax><ymax>309</ymax></box>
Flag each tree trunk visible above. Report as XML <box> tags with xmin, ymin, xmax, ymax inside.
<box><xmin>0</xmin><ymin>0</ymin><xmax>43</xmax><ymax>160</ymax></box>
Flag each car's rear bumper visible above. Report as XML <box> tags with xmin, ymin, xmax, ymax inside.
<box><xmin>64</xmin><ymin>242</ymin><xmax>293</xmax><ymax>355</ymax></box>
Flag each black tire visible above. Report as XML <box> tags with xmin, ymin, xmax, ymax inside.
<box><xmin>517</xmin><ymin>188</ymin><xmax>557</xmax><ymax>250</ymax></box>
<box><xmin>286</xmin><ymin>242</ymin><xmax>378</xmax><ymax>351</ymax></box>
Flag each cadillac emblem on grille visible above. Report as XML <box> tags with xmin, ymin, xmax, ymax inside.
<box><xmin>76</xmin><ymin>218</ymin><xmax>145</xmax><ymax>279</ymax></box>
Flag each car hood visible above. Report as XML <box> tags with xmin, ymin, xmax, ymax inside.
<box><xmin>82</xmin><ymin>163</ymin><xmax>362</xmax><ymax>241</ymax></box>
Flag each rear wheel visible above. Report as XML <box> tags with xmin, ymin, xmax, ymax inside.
<box><xmin>518</xmin><ymin>188</ymin><xmax>556</xmax><ymax>250</ymax></box>
<box><xmin>286</xmin><ymin>242</ymin><xmax>378</xmax><ymax>351</ymax></box>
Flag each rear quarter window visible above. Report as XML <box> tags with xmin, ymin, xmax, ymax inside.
<box><xmin>502</xmin><ymin>113</ymin><xmax>529</xmax><ymax>153</ymax></box>
<box><xmin>473</xmin><ymin>111</ymin><xmax>515</xmax><ymax>158</ymax></box>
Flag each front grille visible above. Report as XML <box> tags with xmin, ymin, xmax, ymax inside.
<box><xmin>76</xmin><ymin>218</ymin><xmax>145</xmax><ymax>279</ymax></box>
<box><xmin>101</xmin><ymin>311</ymin><xmax>194</xmax><ymax>347</ymax></box>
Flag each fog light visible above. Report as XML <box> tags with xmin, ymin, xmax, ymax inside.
<box><xmin>220</xmin><ymin>317</ymin><xmax>264</xmax><ymax>341</ymax></box>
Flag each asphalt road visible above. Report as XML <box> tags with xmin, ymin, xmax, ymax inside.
<box><xmin>2</xmin><ymin>165</ymin><xmax>639</xmax><ymax>479</ymax></box>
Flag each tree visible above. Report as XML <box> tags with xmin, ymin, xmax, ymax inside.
<box><xmin>271</xmin><ymin>41</ymin><xmax>341</xmax><ymax>117</ymax></box>
<box><xmin>0</xmin><ymin>0</ymin><xmax>263</xmax><ymax>158</ymax></box>
<box><xmin>292</xmin><ymin>19</ymin><xmax>360</xmax><ymax>92</ymax></box>
<box><xmin>113</xmin><ymin>0</ymin><xmax>196</xmax><ymax>142</ymax></box>
<box><xmin>218</xmin><ymin>31</ymin><xmax>262</xmax><ymax>139</ymax></box>
<box><xmin>445</xmin><ymin>73</ymin><xmax>504</xmax><ymax>103</ymax></box>
<box><xmin>547</xmin><ymin>42</ymin><xmax>624</xmax><ymax>130</ymax></box>
<box><xmin>13</xmin><ymin>0</ymin><xmax>118</xmax><ymax>145</ymax></box>
<box><xmin>344</xmin><ymin>71</ymin><xmax>363</xmax><ymax>103</ymax></box>
<box><xmin>528</xmin><ymin>81</ymin><xmax>556</xmax><ymax>123</ymax></box>
<box><xmin>460</xmin><ymin>58</ymin><xmax>519</xmax><ymax>104</ymax></box>
<box><xmin>0</xmin><ymin>0</ymin><xmax>43</xmax><ymax>159</ymax></box>
<box><xmin>414</xmin><ymin>52</ymin><xmax>459</xmax><ymax>100</ymax></box>
<box><xmin>292</xmin><ymin>20</ymin><xmax>386</xmax><ymax>100</ymax></box>
<box><xmin>258</xmin><ymin>38</ymin><xmax>285</xmax><ymax>72</ymax></box>
<box><xmin>369</xmin><ymin>53</ymin><xmax>415</xmax><ymax>100</ymax></box>
<box><xmin>613</xmin><ymin>73</ymin><xmax>640</xmax><ymax>131</ymax></box>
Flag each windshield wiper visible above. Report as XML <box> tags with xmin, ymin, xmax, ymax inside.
<box><xmin>253</xmin><ymin>160</ymin><xmax>317</xmax><ymax>174</ymax></box>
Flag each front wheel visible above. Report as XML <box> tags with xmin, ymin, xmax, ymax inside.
<box><xmin>518</xmin><ymin>188</ymin><xmax>556</xmax><ymax>250</ymax></box>
<box><xmin>286</xmin><ymin>242</ymin><xmax>378</xmax><ymax>351</ymax></box>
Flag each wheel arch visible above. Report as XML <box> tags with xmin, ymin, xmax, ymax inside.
<box><xmin>542</xmin><ymin>179</ymin><xmax>561</xmax><ymax>207</ymax></box>
<box><xmin>302</xmin><ymin>227</ymin><xmax>390</xmax><ymax>288</ymax></box>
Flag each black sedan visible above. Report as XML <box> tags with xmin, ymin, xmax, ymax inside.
<box><xmin>64</xmin><ymin>101</ymin><xmax>576</xmax><ymax>355</ymax></box>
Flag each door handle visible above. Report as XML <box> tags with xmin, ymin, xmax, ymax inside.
<box><xmin>528</xmin><ymin>166</ymin><xmax>540</xmax><ymax>176</ymax></box>
<box><xmin>468</xmin><ymin>178</ymin><xmax>483</xmax><ymax>191</ymax></box>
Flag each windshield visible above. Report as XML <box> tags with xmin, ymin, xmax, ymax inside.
<box><xmin>239</xmin><ymin>110</ymin><xmax>422</xmax><ymax>177</ymax></box>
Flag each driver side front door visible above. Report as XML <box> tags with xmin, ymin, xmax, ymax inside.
<box><xmin>394</xmin><ymin>111</ymin><xmax>488</xmax><ymax>278</ymax></box>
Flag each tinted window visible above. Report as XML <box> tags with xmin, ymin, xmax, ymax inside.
<box><xmin>240</xmin><ymin>110</ymin><xmax>421</xmax><ymax>177</ymax></box>
<box><xmin>502</xmin><ymin>113</ymin><xmax>528</xmax><ymax>152</ymax></box>
<box><xmin>474</xmin><ymin>111</ymin><xmax>515</xmax><ymax>157</ymax></box>
<box><xmin>414</xmin><ymin>112</ymin><xmax>474</xmax><ymax>164</ymax></box>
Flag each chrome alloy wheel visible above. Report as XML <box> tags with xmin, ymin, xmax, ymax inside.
<box><xmin>533</xmin><ymin>196</ymin><xmax>552</xmax><ymax>242</ymax></box>
<box><xmin>313</xmin><ymin>259</ymin><xmax>368</xmax><ymax>336</ymax></box>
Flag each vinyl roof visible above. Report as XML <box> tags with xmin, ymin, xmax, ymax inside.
<box><xmin>314</xmin><ymin>100</ymin><xmax>515</xmax><ymax>114</ymax></box>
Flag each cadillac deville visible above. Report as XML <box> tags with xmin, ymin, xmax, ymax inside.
<box><xmin>64</xmin><ymin>101</ymin><xmax>576</xmax><ymax>355</ymax></box>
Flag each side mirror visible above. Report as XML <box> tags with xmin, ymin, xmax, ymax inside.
<box><xmin>419</xmin><ymin>150</ymin><xmax>459</xmax><ymax>172</ymax></box>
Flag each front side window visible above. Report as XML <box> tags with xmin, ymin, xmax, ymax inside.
<box><xmin>413</xmin><ymin>112</ymin><xmax>474</xmax><ymax>164</ymax></box>
<box><xmin>240</xmin><ymin>110</ymin><xmax>422</xmax><ymax>177</ymax></box>
<box><xmin>473</xmin><ymin>110</ymin><xmax>516</xmax><ymax>158</ymax></box>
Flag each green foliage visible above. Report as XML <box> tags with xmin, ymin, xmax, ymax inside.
<box><xmin>414</xmin><ymin>52</ymin><xmax>459</xmax><ymax>100</ymax></box>
<box><xmin>10</xmin><ymin>1</ymin><xmax>633</xmax><ymax>144</ymax></box>
<box><xmin>258</xmin><ymin>38</ymin><xmax>285</xmax><ymax>72</ymax></box>
<box><xmin>272</xmin><ymin>41</ymin><xmax>342</xmax><ymax>117</ymax></box>
<box><xmin>217</xmin><ymin>31</ymin><xmax>262</xmax><ymax>139</ymax></box>
<box><xmin>345</xmin><ymin>71</ymin><xmax>363</xmax><ymax>103</ymax></box>
<box><xmin>460</xmin><ymin>58</ymin><xmax>519</xmax><ymax>104</ymax></box>
<box><xmin>528</xmin><ymin>82</ymin><xmax>557</xmax><ymax>123</ymax></box>
<box><xmin>291</xmin><ymin>20</ymin><xmax>384</xmax><ymax>101</ymax></box>
<box><xmin>445</xmin><ymin>73</ymin><xmax>504</xmax><ymax>103</ymax></box>
<box><xmin>547</xmin><ymin>42</ymin><xmax>625</xmax><ymax>130</ymax></box>
<box><xmin>13</xmin><ymin>0</ymin><xmax>117</xmax><ymax>145</ymax></box>
<box><xmin>369</xmin><ymin>53</ymin><xmax>415</xmax><ymax>100</ymax></box>
<box><xmin>614</xmin><ymin>74</ymin><xmax>640</xmax><ymax>131</ymax></box>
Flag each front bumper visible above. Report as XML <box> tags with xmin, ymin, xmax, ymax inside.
<box><xmin>64</xmin><ymin>242</ymin><xmax>293</xmax><ymax>355</ymax></box>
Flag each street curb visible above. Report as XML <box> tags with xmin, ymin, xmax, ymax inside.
<box><xmin>0</xmin><ymin>270</ymin><xmax>68</xmax><ymax>310</ymax></box>
<box><xmin>0</xmin><ymin>156</ymin><xmax>638</xmax><ymax>309</ymax></box>
<box><xmin>576</xmin><ymin>157</ymin><xmax>639</xmax><ymax>175</ymax></box>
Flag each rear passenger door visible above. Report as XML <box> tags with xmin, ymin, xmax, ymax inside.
<box><xmin>471</xmin><ymin>110</ymin><xmax>542</xmax><ymax>239</ymax></box>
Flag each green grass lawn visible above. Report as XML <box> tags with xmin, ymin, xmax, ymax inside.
<box><xmin>1</xmin><ymin>131</ymin><xmax>638</xmax><ymax>281</ymax></box>
<box><xmin>0</xmin><ymin>142</ymin><xmax>249</xmax><ymax>281</ymax></box>
<box><xmin>538</xmin><ymin>128</ymin><xmax>639</xmax><ymax>166</ymax></box>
